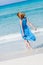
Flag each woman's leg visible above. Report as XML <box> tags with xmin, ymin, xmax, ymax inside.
<box><xmin>24</xmin><ymin>40</ymin><xmax>31</xmax><ymax>48</ymax></box>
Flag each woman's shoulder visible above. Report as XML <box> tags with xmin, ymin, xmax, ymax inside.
<box><xmin>22</xmin><ymin>17</ymin><xmax>27</xmax><ymax>20</ymax></box>
<box><xmin>24</xmin><ymin>17</ymin><xmax>27</xmax><ymax>19</ymax></box>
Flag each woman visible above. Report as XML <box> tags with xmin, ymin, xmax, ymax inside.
<box><xmin>17</xmin><ymin>12</ymin><xmax>37</xmax><ymax>49</ymax></box>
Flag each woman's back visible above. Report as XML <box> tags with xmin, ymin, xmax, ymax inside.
<box><xmin>22</xmin><ymin>17</ymin><xmax>28</xmax><ymax>30</ymax></box>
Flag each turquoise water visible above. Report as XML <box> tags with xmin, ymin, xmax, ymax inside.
<box><xmin>0</xmin><ymin>0</ymin><xmax>43</xmax><ymax>36</ymax></box>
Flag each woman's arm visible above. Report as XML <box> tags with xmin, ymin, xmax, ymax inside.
<box><xmin>20</xmin><ymin>20</ymin><xmax>24</xmax><ymax>36</ymax></box>
<box><xmin>27</xmin><ymin>18</ymin><xmax>37</xmax><ymax>30</ymax></box>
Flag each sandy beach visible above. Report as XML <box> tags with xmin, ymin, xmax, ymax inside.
<box><xmin>0</xmin><ymin>48</ymin><xmax>43</xmax><ymax>65</ymax></box>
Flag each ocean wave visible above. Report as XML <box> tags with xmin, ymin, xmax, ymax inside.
<box><xmin>0</xmin><ymin>7</ymin><xmax>43</xmax><ymax>19</ymax></box>
<box><xmin>0</xmin><ymin>28</ymin><xmax>43</xmax><ymax>44</ymax></box>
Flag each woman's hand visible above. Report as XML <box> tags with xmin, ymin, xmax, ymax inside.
<box><xmin>34</xmin><ymin>28</ymin><xmax>39</xmax><ymax>34</ymax></box>
<box><xmin>34</xmin><ymin>27</ymin><xmax>37</xmax><ymax>31</ymax></box>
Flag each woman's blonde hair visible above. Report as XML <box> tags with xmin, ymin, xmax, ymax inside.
<box><xmin>17</xmin><ymin>12</ymin><xmax>25</xmax><ymax>19</ymax></box>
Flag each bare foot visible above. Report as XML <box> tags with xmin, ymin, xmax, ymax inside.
<box><xmin>26</xmin><ymin>44</ymin><xmax>32</xmax><ymax>49</ymax></box>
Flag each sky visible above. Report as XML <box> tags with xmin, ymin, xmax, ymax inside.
<box><xmin>0</xmin><ymin>0</ymin><xmax>26</xmax><ymax>6</ymax></box>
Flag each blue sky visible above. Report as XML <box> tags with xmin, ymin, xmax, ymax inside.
<box><xmin>0</xmin><ymin>0</ymin><xmax>26</xmax><ymax>6</ymax></box>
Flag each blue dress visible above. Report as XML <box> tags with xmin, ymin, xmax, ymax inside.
<box><xmin>20</xmin><ymin>17</ymin><xmax>36</xmax><ymax>41</ymax></box>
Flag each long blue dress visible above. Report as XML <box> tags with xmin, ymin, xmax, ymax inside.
<box><xmin>21</xmin><ymin>17</ymin><xmax>36</xmax><ymax>41</ymax></box>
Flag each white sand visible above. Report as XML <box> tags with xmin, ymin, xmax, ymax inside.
<box><xmin>0</xmin><ymin>50</ymin><xmax>43</xmax><ymax>65</ymax></box>
<box><xmin>0</xmin><ymin>47</ymin><xmax>43</xmax><ymax>61</ymax></box>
